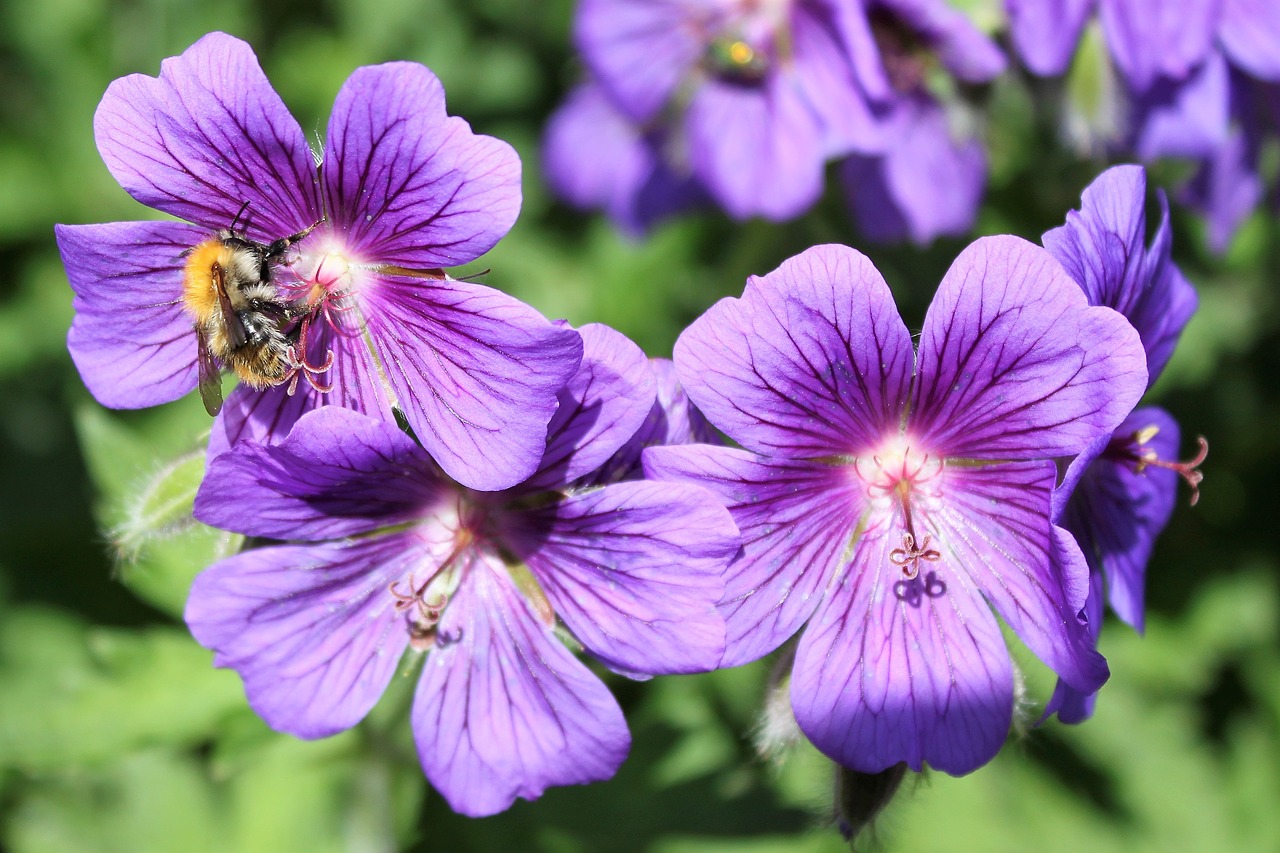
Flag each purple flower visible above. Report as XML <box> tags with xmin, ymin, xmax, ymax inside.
<box><xmin>839</xmin><ymin>0</ymin><xmax>1005</xmax><ymax>244</ymax></box>
<box><xmin>55</xmin><ymin>32</ymin><xmax>582</xmax><ymax>491</ymax></box>
<box><xmin>645</xmin><ymin>238</ymin><xmax>1147</xmax><ymax>773</ymax></box>
<box><xmin>1041</xmin><ymin>166</ymin><xmax>1204</xmax><ymax>722</ymax></box>
<box><xmin>569</xmin><ymin>0</ymin><xmax>882</xmax><ymax>221</ymax></box>
<box><xmin>184</xmin><ymin>323</ymin><xmax>739</xmax><ymax>816</ymax></box>
<box><xmin>542</xmin><ymin>82</ymin><xmax>706</xmax><ymax>236</ymax></box>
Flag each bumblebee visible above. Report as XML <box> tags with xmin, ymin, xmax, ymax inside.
<box><xmin>181</xmin><ymin>220</ymin><xmax>320</xmax><ymax>416</ymax></box>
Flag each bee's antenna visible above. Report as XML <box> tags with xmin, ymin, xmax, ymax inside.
<box><xmin>230</xmin><ymin>200</ymin><xmax>251</xmax><ymax>234</ymax></box>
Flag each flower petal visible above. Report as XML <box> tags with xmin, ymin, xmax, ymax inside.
<box><xmin>1129</xmin><ymin>50</ymin><xmax>1230</xmax><ymax>162</ymax></box>
<box><xmin>685</xmin><ymin>75</ymin><xmax>826</xmax><ymax>220</ymax></box>
<box><xmin>592</xmin><ymin>357</ymin><xmax>718</xmax><ymax>484</ymax></box>
<box><xmin>205</xmin><ymin>314</ymin><xmax>394</xmax><ymax>458</ymax></box>
<box><xmin>197</xmin><ymin>407</ymin><xmax>446</xmax><ymax>540</ymax></box>
<box><xmin>674</xmin><ymin>244</ymin><xmax>913</xmax><ymax>458</ymax></box>
<box><xmin>790</xmin><ymin>0</ymin><xmax>883</xmax><ymax>156</ymax></box>
<box><xmin>911</xmin><ymin>235</ymin><xmax>1147</xmax><ymax>459</ymax></box>
<box><xmin>542</xmin><ymin>83</ymin><xmax>704</xmax><ymax>236</ymax></box>
<box><xmin>933</xmin><ymin>461</ymin><xmax>1109</xmax><ymax>693</ymax></box>
<box><xmin>508</xmin><ymin>480</ymin><xmax>735</xmax><ymax>675</ymax></box>
<box><xmin>875</xmin><ymin>0</ymin><xmax>1007</xmax><ymax>83</ymax></box>
<box><xmin>58</xmin><ymin>220</ymin><xmax>204</xmax><ymax>409</ymax></box>
<box><xmin>1099</xmin><ymin>0</ymin><xmax>1217</xmax><ymax>92</ymax></box>
<box><xmin>1043</xmin><ymin>165</ymin><xmax>1198</xmax><ymax>384</ymax></box>
<box><xmin>1060</xmin><ymin>407</ymin><xmax>1181</xmax><ymax>631</ymax></box>
<box><xmin>790</xmin><ymin>527</ymin><xmax>1014</xmax><ymax>774</ymax></box>
<box><xmin>323</xmin><ymin>62</ymin><xmax>520</xmax><ymax>268</ymax></box>
<box><xmin>1218</xmin><ymin>0</ymin><xmax>1280</xmax><ymax>81</ymax></box>
<box><xmin>94</xmin><ymin>32</ymin><xmax>320</xmax><ymax>238</ymax></box>
<box><xmin>1006</xmin><ymin>0</ymin><xmax>1095</xmax><ymax>77</ymax></box>
<box><xmin>1042</xmin><ymin>568</ymin><xmax>1105</xmax><ymax>724</ymax></box>
<box><xmin>842</xmin><ymin>96</ymin><xmax>987</xmax><ymax>246</ymax></box>
<box><xmin>413</xmin><ymin>562</ymin><xmax>629</xmax><ymax>817</ymax></box>
<box><xmin>523</xmin><ymin>323</ymin><xmax>655</xmax><ymax>492</ymax></box>
<box><xmin>184</xmin><ymin>536</ymin><xmax>415</xmax><ymax>739</ymax></box>
<box><xmin>644</xmin><ymin>444</ymin><xmax>861</xmax><ymax>667</ymax></box>
<box><xmin>575</xmin><ymin>0</ymin><xmax>703</xmax><ymax>122</ymax></box>
<box><xmin>358</xmin><ymin>273</ymin><xmax>584</xmax><ymax>491</ymax></box>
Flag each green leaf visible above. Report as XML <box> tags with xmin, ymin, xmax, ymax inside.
<box><xmin>0</xmin><ymin>608</ymin><xmax>244</xmax><ymax>770</ymax></box>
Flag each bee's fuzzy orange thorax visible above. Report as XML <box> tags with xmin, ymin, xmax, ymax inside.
<box><xmin>182</xmin><ymin>238</ymin><xmax>230</xmax><ymax>322</ymax></box>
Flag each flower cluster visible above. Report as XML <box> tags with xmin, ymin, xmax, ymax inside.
<box><xmin>1007</xmin><ymin>0</ymin><xmax>1280</xmax><ymax>250</ymax></box>
<box><xmin>545</xmin><ymin>0</ymin><xmax>1280</xmax><ymax>253</ymax></box>
<box><xmin>544</xmin><ymin>0</ymin><xmax>1006</xmax><ymax>244</ymax></box>
<box><xmin>60</xmin><ymin>29</ymin><xmax>1203</xmax><ymax>822</ymax></box>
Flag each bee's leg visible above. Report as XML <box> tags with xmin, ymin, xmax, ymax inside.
<box><xmin>280</xmin><ymin>312</ymin><xmax>335</xmax><ymax>396</ymax></box>
<box><xmin>264</xmin><ymin>217</ymin><xmax>327</xmax><ymax>260</ymax></box>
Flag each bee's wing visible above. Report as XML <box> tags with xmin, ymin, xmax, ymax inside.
<box><xmin>212</xmin><ymin>262</ymin><xmax>248</xmax><ymax>349</ymax></box>
<box><xmin>196</xmin><ymin>329</ymin><xmax>224</xmax><ymax>417</ymax></box>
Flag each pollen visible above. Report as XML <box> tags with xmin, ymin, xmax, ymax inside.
<box><xmin>728</xmin><ymin>40</ymin><xmax>755</xmax><ymax>66</ymax></box>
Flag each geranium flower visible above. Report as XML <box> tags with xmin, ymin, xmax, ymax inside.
<box><xmin>645</xmin><ymin>238</ymin><xmax>1147</xmax><ymax>773</ymax></box>
<box><xmin>569</xmin><ymin>0</ymin><xmax>882</xmax><ymax>221</ymax></box>
<box><xmin>56</xmin><ymin>32</ymin><xmax>581</xmax><ymax>490</ymax></box>
<box><xmin>184</xmin><ymin>324</ymin><xmax>738</xmax><ymax>816</ymax></box>
<box><xmin>839</xmin><ymin>0</ymin><xmax>1006</xmax><ymax>245</ymax></box>
<box><xmin>1041</xmin><ymin>165</ymin><xmax>1204</xmax><ymax>722</ymax></box>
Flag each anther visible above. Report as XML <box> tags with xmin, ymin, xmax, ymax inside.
<box><xmin>1120</xmin><ymin>428</ymin><xmax>1208</xmax><ymax>507</ymax></box>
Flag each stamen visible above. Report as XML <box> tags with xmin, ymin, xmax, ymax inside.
<box><xmin>1115</xmin><ymin>427</ymin><xmax>1208</xmax><ymax>507</ymax></box>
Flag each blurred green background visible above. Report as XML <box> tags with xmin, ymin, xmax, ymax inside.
<box><xmin>1</xmin><ymin>0</ymin><xmax>1276</xmax><ymax>850</ymax></box>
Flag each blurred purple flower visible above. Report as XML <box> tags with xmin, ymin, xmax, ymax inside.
<box><xmin>1041</xmin><ymin>165</ymin><xmax>1205</xmax><ymax>722</ymax></box>
<box><xmin>55</xmin><ymin>32</ymin><xmax>581</xmax><ymax>491</ymax></box>
<box><xmin>185</xmin><ymin>324</ymin><xmax>738</xmax><ymax>816</ymax></box>
<box><xmin>646</xmin><ymin>238</ymin><xmax>1147</xmax><ymax>773</ymax></box>
<box><xmin>542</xmin><ymin>82</ymin><xmax>706</xmax><ymax>236</ymax></box>
<box><xmin>1007</xmin><ymin>0</ymin><xmax>1280</xmax><ymax>250</ymax></box>
<box><xmin>840</xmin><ymin>0</ymin><xmax>1005</xmax><ymax>245</ymax></box>
<box><xmin>560</xmin><ymin>0</ymin><xmax>883</xmax><ymax>223</ymax></box>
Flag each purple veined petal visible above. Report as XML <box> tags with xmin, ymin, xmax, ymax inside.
<box><xmin>184</xmin><ymin>536</ymin><xmax>417</xmax><ymax>739</ymax></box>
<box><xmin>413</xmin><ymin>560</ymin><xmax>630</xmax><ymax>817</ymax></box>
<box><xmin>94</xmin><ymin>32</ymin><xmax>320</xmax><ymax>239</ymax></box>
<box><xmin>911</xmin><ymin>235</ymin><xmax>1147</xmax><ymax>459</ymax></box>
<box><xmin>790</xmin><ymin>0</ymin><xmax>884</xmax><ymax>157</ymax></box>
<box><xmin>931</xmin><ymin>461</ymin><xmax>1109</xmax><ymax>693</ymax></box>
<box><xmin>1132</xmin><ymin>199</ymin><xmax>1199</xmax><ymax>384</ymax></box>
<box><xmin>197</xmin><ymin>407</ymin><xmax>448</xmax><ymax>541</ymax></box>
<box><xmin>206</xmin><ymin>313</ymin><xmax>395</xmax><ymax>458</ymax></box>
<box><xmin>1098</xmin><ymin>0</ymin><xmax>1218</xmax><ymax>93</ymax></box>
<box><xmin>1182</xmin><ymin>125</ymin><xmax>1263</xmax><ymax>253</ymax></box>
<box><xmin>790</xmin><ymin>525</ymin><xmax>1014</xmax><ymax>775</ymax></box>
<box><xmin>1042</xmin><ymin>567</ymin><xmax>1105</xmax><ymax>724</ymax></box>
<box><xmin>1061</xmin><ymin>407</ymin><xmax>1181</xmax><ymax>631</ymax></box>
<box><xmin>1042</xmin><ymin>164</ymin><xmax>1147</xmax><ymax>310</ymax></box>
<box><xmin>643</xmin><ymin>444</ymin><xmax>862</xmax><ymax>667</ymax></box>
<box><xmin>874</xmin><ymin>0</ymin><xmax>1007</xmax><ymax>83</ymax></box>
<box><xmin>685</xmin><ymin>74</ymin><xmax>827</xmax><ymax>221</ymax></box>
<box><xmin>521</xmin><ymin>323</ymin><xmax>656</xmax><ymax>492</ymax></box>
<box><xmin>842</xmin><ymin>96</ymin><xmax>987</xmax><ymax>246</ymax></box>
<box><xmin>1006</xmin><ymin>0</ymin><xmax>1096</xmax><ymax>77</ymax></box>
<box><xmin>674</xmin><ymin>244</ymin><xmax>913</xmax><ymax>458</ymax></box>
<box><xmin>322</xmin><ymin>62</ymin><xmax>520</xmax><ymax>268</ymax></box>
<box><xmin>593</xmin><ymin>357</ymin><xmax>720</xmax><ymax>484</ymax></box>
<box><xmin>1218</xmin><ymin>0</ymin><xmax>1280</xmax><ymax>81</ymax></box>
<box><xmin>357</xmin><ymin>272</ymin><xmax>584</xmax><ymax>492</ymax></box>
<box><xmin>542</xmin><ymin>83</ymin><xmax>700</xmax><ymax>237</ymax></box>
<box><xmin>57</xmin><ymin>220</ymin><xmax>204</xmax><ymax>409</ymax></box>
<box><xmin>505</xmin><ymin>479</ymin><xmax>735</xmax><ymax>676</ymax></box>
<box><xmin>1042</xmin><ymin>166</ymin><xmax>1199</xmax><ymax>386</ymax></box>
<box><xmin>1130</xmin><ymin>50</ymin><xmax>1230</xmax><ymax>161</ymax></box>
<box><xmin>575</xmin><ymin>0</ymin><xmax>706</xmax><ymax>123</ymax></box>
